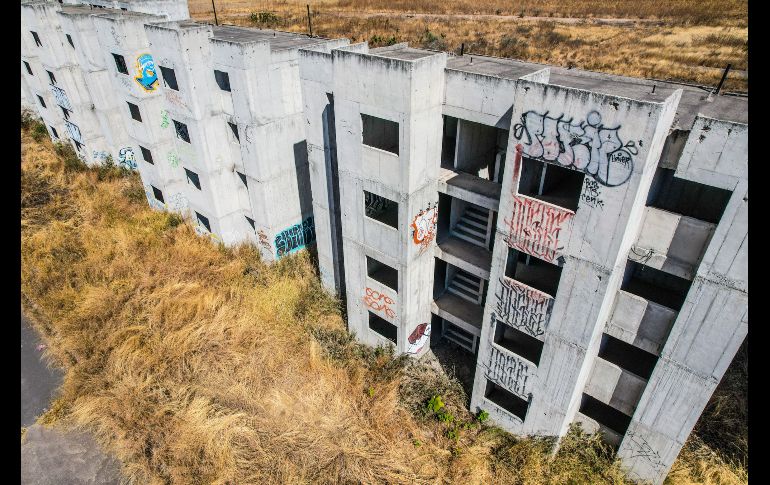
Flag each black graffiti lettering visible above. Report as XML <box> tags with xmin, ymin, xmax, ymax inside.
<box><xmin>580</xmin><ymin>178</ymin><xmax>605</xmax><ymax>209</ymax></box>
<box><xmin>495</xmin><ymin>278</ymin><xmax>551</xmax><ymax>337</ymax></box>
<box><xmin>512</xmin><ymin>110</ymin><xmax>636</xmax><ymax>187</ymax></box>
<box><xmin>484</xmin><ymin>346</ymin><xmax>531</xmax><ymax>397</ymax></box>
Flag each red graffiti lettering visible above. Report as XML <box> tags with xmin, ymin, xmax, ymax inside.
<box><xmin>363</xmin><ymin>287</ymin><xmax>395</xmax><ymax>318</ymax></box>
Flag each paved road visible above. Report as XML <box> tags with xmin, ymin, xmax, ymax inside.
<box><xmin>21</xmin><ymin>310</ymin><xmax>123</xmax><ymax>484</ymax></box>
<box><xmin>21</xmin><ymin>311</ymin><xmax>63</xmax><ymax>427</ymax></box>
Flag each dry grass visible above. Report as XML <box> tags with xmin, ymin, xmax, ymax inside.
<box><xmin>189</xmin><ymin>0</ymin><xmax>747</xmax><ymax>92</ymax></box>
<box><xmin>21</xmin><ymin>112</ymin><xmax>745</xmax><ymax>484</ymax></box>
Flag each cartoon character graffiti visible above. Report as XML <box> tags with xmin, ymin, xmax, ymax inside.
<box><xmin>118</xmin><ymin>147</ymin><xmax>137</xmax><ymax>170</ymax></box>
<box><xmin>410</xmin><ymin>202</ymin><xmax>438</xmax><ymax>254</ymax></box>
<box><xmin>134</xmin><ymin>53</ymin><xmax>158</xmax><ymax>92</ymax></box>
<box><xmin>406</xmin><ymin>323</ymin><xmax>431</xmax><ymax>354</ymax></box>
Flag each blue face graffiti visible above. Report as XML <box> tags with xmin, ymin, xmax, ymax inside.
<box><xmin>134</xmin><ymin>53</ymin><xmax>158</xmax><ymax>92</ymax></box>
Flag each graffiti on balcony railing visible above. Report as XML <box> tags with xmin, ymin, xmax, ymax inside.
<box><xmin>64</xmin><ymin>120</ymin><xmax>83</xmax><ymax>145</ymax></box>
<box><xmin>502</xmin><ymin>195</ymin><xmax>572</xmax><ymax>264</ymax></box>
<box><xmin>134</xmin><ymin>53</ymin><xmax>158</xmax><ymax>92</ymax></box>
<box><xmin>484</xmin><ymin>345</ymin><xmax>532</xmax><ymax>399</ymax></box>
<box><xmin>512</xmin><ymin>110</ymin><xmax>638</xmax><ymax>187</ymax></box>
<box><xmin>49</xmin><ymin>84</ymin><xmax>72</xmax><ymax>111</ymax></box>
<box><xmin>406</xmin><ymin>322</ymin><xmax>431</xmax><ymax>354</ymax></box>
<box><xmin>495</xmin><ymin>277</ymin><xmax>552</xmax><ymax>338</ymax></box>
<box><xmin>275</xmin><ymin>216</ymin><xmax>315</xmax><ymax>258</ymax></box>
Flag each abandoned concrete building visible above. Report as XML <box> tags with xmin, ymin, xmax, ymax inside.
<box><xmin>21</xmin><ymin>1</ymin><xmax>748</xmax><ymax>483</ymax></box>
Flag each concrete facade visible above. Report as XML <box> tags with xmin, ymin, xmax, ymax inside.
<box><xmin>22</xmin><ymin>2</ymin><xmax>748</xmax><ymax>483</ymax></box>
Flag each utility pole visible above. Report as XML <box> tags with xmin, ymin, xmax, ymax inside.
<box><xmin>306</xmin><ymin>4</ymin><xmax>313</xmax><ymax>37</ymax></box>
<box><xmin>713</xmin><ymin>63</ymin><xmax>732</xmax><ymax>96</ymax></box>
<box><xmin>211</xmin><ymin>0</ymin><xmax>219</xmax><ymax>26</ymax></box>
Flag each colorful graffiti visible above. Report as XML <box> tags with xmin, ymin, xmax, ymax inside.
<box><xmin>512</xmin><ymin>110</ymin><xmax>638</xmax><ymax>187</ymax></box>
<box><xmin>134</xmin><ymin>53</ymin><xmax>158</xmax><ymax>92</ymax></box>
<box><xmin>495</xmin><ymin>277</ymin><xmax>553</xmax><ymax>337</ymax></box>
<box><xmin>118</xmin><ymin>147</ymin><xmax>137</xmax><ymax>170</ymax></box>
<box><xmin>363</xmin><ymin>287</ymin><xmax>396</xmax><ymax>319</ymax></box>
<box><xmin>275</xmin><ymin>216</ymin><xmax>316</xmax><ymax>258</ymax></box>
<box><xmin>49</xmin><ymin>84</ymin><xmax>72</xmax><ymax>110</ymax></box>
<box><xmin>410</xmin><ymin>202</ymin><xmax>438</xmax><ymax>254</ymax></box>
<box><xmin>406</xmin><ymin>322</ymin><xmax>431</xmax><ymax>354</ymax></box>
<box><xmin>485</xmin><ymin>345</ymin><xmax>531</xmax><ymax>398</ymax></box>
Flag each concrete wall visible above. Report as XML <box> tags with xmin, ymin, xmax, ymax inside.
<box><xmin>21</xmin><ymin>4</ymin><xmax>748</xmax><ymax>482</ymax></box>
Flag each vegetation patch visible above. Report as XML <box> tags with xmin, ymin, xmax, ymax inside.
<box><xmin>21</xmin><ymin>113</ymin><xmax>746</xmax><ymax>483</ymax></box>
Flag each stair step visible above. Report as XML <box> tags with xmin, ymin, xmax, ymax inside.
<box><xmin>451</xmin><ymin>277</ymin><xmax>480</xmax><ymax>295</ymax></box>
<box><xmin>447</xmin><ymin>285</ymin><xmax>479</xmax><ymax>303</ymax></box>
<box><xmin>454</xmin><ymin>272</ymin><xmax>480</xmax><ymax>287</ymax></box>
<box><xmin>453</xmin><ymin>230</ymin><xmax>488</xmax><ymax>248</ymax></box>
<box><xmin>460</xmin><ymin>216</ymin><xmax>487</xmax><ymax>231</ymax></box>
<box><xmin>466</xmin><ymin>206</ymin><xmax>489</xmax><ymax>219</ymax></box>
<box><xmin>454</xmin><ymin>223</ymin><xmax>486</xmax><ymax>241</ymax></box>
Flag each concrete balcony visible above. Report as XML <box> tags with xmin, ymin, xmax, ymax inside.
<box><xmin>574</xmin><ymin>412</ymin><xmax>623</xmax><ymax>448</ymax></box>
<box><xmin>605</xmin><ymin>290</ymin><xmax>678</xmax><ymax>356</ymax></box>
<box><xmin>584</xmin><ymin>357</ymin><xmax>648</xmax><ymax>417</ymax></box>
<box><xmin>435</xmin><ymin>235</ymin><xmax>492</xmax><ymax>280</ymax></box>
<box><xmin>632</xmin><ymin>206</ymin><xmax>716</xmax><ymax>280</ymax></box>
<box><xmin>438</xmin><ymin>167</ymin><xmax>501</xmax><ymax>212</ymax></box>
<box><xmin>432</xmin><ymin>291</ymin><xmax>483</xmax><ymax>337</ymax></box>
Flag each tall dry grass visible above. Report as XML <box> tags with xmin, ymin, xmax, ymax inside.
<box><xmin>189</xmin><ymin>0</ymin><xmax>747</xmax><ymax>92</ymax></box>
<box><xmin>21</xmin><ymin>112</ymin><xmax>746</xmax><ymax>484</ymax></box>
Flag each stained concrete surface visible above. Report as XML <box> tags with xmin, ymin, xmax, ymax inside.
<box><xmin>21</xmin><ymin>311</ymin><xmax>123</xmax><ymax>485</ymax></box>
<box><xmin>21</xmin><ymin>312</ymin><xmax>63</xmax><ymax>428</ymax></box>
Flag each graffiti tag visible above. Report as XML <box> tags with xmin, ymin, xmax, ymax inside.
<box><xmin>363</xmin><ymin>287</ymin><xmax>395</xmax><ymax>319</ymax></box>
<box><xmin>257</xmin><ymin>229</ymin><xmax>272</xmax><ymax>254</ymax></box>
<box><xmin>406</xmin><ymin>322</ymin><xmax>431</xmax><ymax>354</ymax></box>
<box><xmin>410</xmin><ymin>202</ymin><xmax>438</xmax><ymax>254</ymax></box>
<box><xmin>495</xmin><ymin>277</ymin><xmax>553</xmax><ymax>337</ymax></box>
<box><xmin>513</xmin><ymin>110</ymin><xmax>638</xmax><ymax>187</ymax></box>
<box><xmin>580</xmin><ymin>178</ymin><xmax>605</xmax><ymax>209</ymax></box>
<box><xmin>275</xmin><ymin>216</ymin><xmax>316</xmax><ymax>258</ymax></box>
<box><xmin>160</xmin><ymin>110</ymin><xmax>170</xmax><ymax>129</ymax></box>
<box><xmin>118</xmin><ymin>147</ymin><xmax>137</xmax><ymax>170</ymax></box>
<box><xmin>167</xmin><ymin>192</ymin><xmax>188</xmax><ymax>211</ymax></box>
<box><xmin>485</xmin><ymin>345</ymin><xmax>531</xmax><ymax>398</ymax></box>
<box><xmin>503</xmin><ymin>195</ymin><xmax>573</xmax><ymax>263</ymax></box>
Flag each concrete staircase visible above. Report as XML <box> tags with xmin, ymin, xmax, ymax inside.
<box><xmin>452</xmin><ymin>205</ymin><xmax>491</xmax><ymax>249</ymax></box>
<box><xmin>446</xmin><ymin>268</ymin><xmax>484</xmax><ymax>305</ymax></box>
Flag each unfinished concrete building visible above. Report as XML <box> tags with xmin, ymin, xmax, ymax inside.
<box><xmin>22</xmin><ymin>2</ymin><xmax>748</xmax><ymax>483</ymax></box>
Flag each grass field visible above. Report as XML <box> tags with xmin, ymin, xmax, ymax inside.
<box><xmin>187</xmin><ymin>0</ymin><xmax>747</xmax><ymax>93</ymax></box>
<box><xmin>21</xmin><ymin>113</ymin><xmax>747</xmax><ymax>484</ymax></box>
